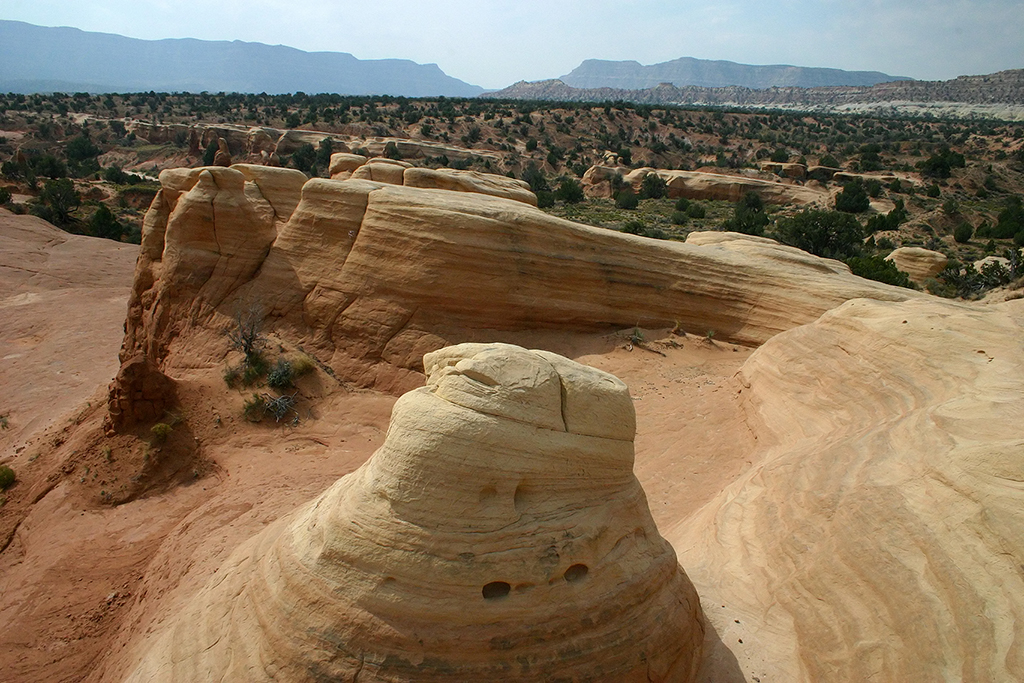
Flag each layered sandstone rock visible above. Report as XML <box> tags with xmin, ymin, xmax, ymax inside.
<box><xmin>758</xmin><ymin>161</ymin><xmax>807</xmax><ymax>179</ymax></box>
<box><xmin>329</xmin><ymin>154</ymin><xmax>537</xmax><ymax>205</ymax></box>
<box><xmin>583</xmin><ymin>166</ymin><xmax>828</xmax><ymax>205</ymax></box>
<box><xmin>120</xmin><ymin>169</ymin><xmax>922</xmax><ymax>393</ymax></box>
<box><xmin>125</xmin><ymin>343</ymin><xmax>705</xmax><ymax>682</ymax></box>
<box><xmin>885</xmin><ymin>246</ymin><xmax>949</xmax><ymax>282</ymax></box>
<box><xmin>672</xmin><ymin>296</ymin><xmax>1024</xmax><ymax>681</ymax></box>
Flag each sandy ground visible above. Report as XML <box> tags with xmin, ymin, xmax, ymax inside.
<box><xmin>0</xmin><ymin>211</ymin><xmax>758</xmax><ymax>682</ymax></box>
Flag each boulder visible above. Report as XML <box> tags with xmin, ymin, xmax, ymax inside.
<box><xmin>329</xmin><ymin>152</ymin><xmax>368</xmax><ymax>178</ymax></box>
<box><xmin>350</xmin><ymin>158</ymin><xmax>411</xmax><ymax>185</ymax></box>
<box><xmin>973</xmin><ymin>255</ymin><xmax>1011</xmax><ymax>272</ymax></box>
<box><xmin>124</xmin><ymin>344</ymin><xmax>705</xmax><ymax>682</ymax></box>
<box><xmin>580</xmin><ymin>164</ymin><xmax>625</xmax><ymax>198</ymax></box>
<box><xmin>230</xmin><ymin>164</ymin><xmax>308</xmax><ymax>222</ymax></box>
<box><xmin>759</xmin><ymin>162</ymin><xmax>807</xmax><ymax>179</ymax></box>
<box><xmin>885</xmin><ymin>247</ymin><xmax>948</xmax><ymax>282</ymax></box>
<box><xmin>212</xmin><ymin>138</ymin><xmax>232</xmax><ymax>167</ymax></box>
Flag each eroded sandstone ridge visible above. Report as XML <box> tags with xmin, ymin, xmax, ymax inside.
<box><xmin>125</xmin><ymin>343</ymin><xmax>705</xmax><ymax>682</ymax></box>
<box><xmin>117</xmin><ymin>163</ymin><xmax>919</xmax><ymax>397</ymax></box>
<box><xmin>671</xmin><ymin>296</ymin><xmax>1024</xmax><ymax>681</ymax></box>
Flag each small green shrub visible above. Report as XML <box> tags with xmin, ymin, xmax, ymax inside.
<box><xmin>0</xmin><ymin>465</ymin><xmax>15</xmax><ymax>490</ymax></box>
<box><xmin>615</xmin><ymin>188</ymin><xmax>638</xmax><ymax>210</ymax></box>
<box><xmin>290</xmin><ymin>354</ymin><xmax>316</xmax><ymax>378</ymax></box>
<box><xmin>953</xmin><ymin>222</ymin><xmax>974</xmax><ymax>244</ymax></box>
<box><xmin>638</xmin><ymin>173</ymin><xmax>667</xmax><ymax>199</ymax></box>
<box><xmin>835</xmin><ymin>178</ymin><xmax>870</xmax><ymax>213</ymax></box>
<box><xmin>674</xmin><ymin>197</ymin><xmax>690</xmax><ymax>211</ymax></box>
<box><xmin>267</xmin><ymin>358</ymin><xmax>295</xmax><ymax>389</ymax></box>
<box><xmin>535</xmin><ymin>190</ymin><xmax>555</xmax><ymax>208</ymax></box>
<box><xmin>670</xmin><ymin>211</ymin><xmax>688</xmax><ymax>225</ymax></box>
<box><xmin>150</xmin><ymin>423</ymin><xmax>173</xmax><ymax>442</ymax></box>
<box><xmin>0</xmin><ymin>186</ymin><xmax>10</xmax><ymax>205</ymax></box>
<box><xmin>846</xmin><ymin>255</ymin><xmax>914</xmax><ymax>288</ymax></box>
<box><xmin>555</xmin><ymin>178</ymin><xmax>584</xmax><ymax>203</ymax></box>
<box><xmin>926</xmin><ymin>184</ymin><xmax>941</xmax><ymax>198</ymax></box>
<box><xmin>686</xmin><ymin>203</ymin><xmax>706</xmax><ymax>219</ymax></box>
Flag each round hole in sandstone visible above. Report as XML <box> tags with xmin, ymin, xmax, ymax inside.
<box><xmin>482</xmin><ymin>581</ymin><xmax>511</xmax><ymax>600</ymax></box>
<box><xmin>563</xmin><ymin>564</ymin><xmax>589</xmax><ymax>583</ymax></box>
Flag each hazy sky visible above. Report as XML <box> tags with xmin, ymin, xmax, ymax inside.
<box><xmin>2</xmin><ymin>0</ymin><xmax>1021</xmax><ymax>89</ymax></box>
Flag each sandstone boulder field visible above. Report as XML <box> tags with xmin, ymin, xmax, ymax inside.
<box><xmin>0</xmin><ymin>165</ymin><xmax>1021</xmax><ymax>683</ymax></box>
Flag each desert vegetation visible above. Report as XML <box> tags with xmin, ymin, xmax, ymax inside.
<box><xmin>1</xmin><ymin>91</ymin><xmax>1021</xmax><ymax>295</ymax></box>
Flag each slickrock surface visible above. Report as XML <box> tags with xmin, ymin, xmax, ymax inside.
<box><xmin>885</xmin><ymin>246</ymin><xmax>949</xmax><ymax>282</ymax></box>
<box><xmin>582</xmin><ymin>165</ymin><xmax>828</xmax><ymax>205</ymax></box>
<box><xmin>0</xmin><ymin>210</ymin><xmax>136</xmax><ymax>448</ymax></box>
<box><xmin>122</xmin><ymin>166</ymin><xmax>918</xmax><ymax>393</ymax></box>
<box><xmin>125</xmin><ymin>343</ymin><xmax>705</xmax><ymax>682</ymax></box>
<box><xmin>669</xmin><ymin>296</ymin><xmax>1024</xmax><ymax>682</ymax></box>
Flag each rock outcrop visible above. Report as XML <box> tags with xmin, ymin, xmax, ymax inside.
<box><xmin>672</xmin><ymin>296</ymin><xmax>1024</xmax><ymax>681</ymax></box>
<box><xmin>582</xmin><ymin>166</ymin><xmax>828</xmax><ymax>205</ymax></box>
<box><xmin>885</xmin><ymin>246</ymin><xmax>948</xmax><ymax>282</ymax></box>
<box><xmin>118</xmin><ymin>165</ymin><xmax>922</xmax><ymax>395</ymax></box>
<box><xmin>330</xmin><ymin>153</ymin><xmax>537</xmax><ymax>205</ymax></box>
<box><xmin>125</xmin><ymin>343</ymin><xmax>705</xmax><ymax>682</ymax></box>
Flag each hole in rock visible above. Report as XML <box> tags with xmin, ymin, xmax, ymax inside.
<box><xmin>479</xmin><ymin>485</ymin><xmax>497</xmax><ymax>503</ymax></box>
<box><xmin>482</xmin><ymin>581</ymin><xmax>511</xmax><ymax>600</ymax></box>
<box><xmin>563</xmin><ymin>564</ymin><xmax>589</xmax><ymax>583</ymax></box>
<box><xmin>513</xmin><ymin>484</ymin><xmax>532</xmax><ymax>513</ymax></box>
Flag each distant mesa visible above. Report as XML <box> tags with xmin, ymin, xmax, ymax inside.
<box><xmin>0</xmin><ymin>20</ymin><xmax>483</xmax><ymax>96</ymax></box>
<box><xmin>560</xmin><ymin>57</ymin><xmax>909</xmax><ymax>90</ymax></box>
<box><xmin>125</xmin><ymin>343</ymin><xmax>705</xmax><ymax>682</ymax></box>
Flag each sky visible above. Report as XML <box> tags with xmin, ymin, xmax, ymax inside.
<box><xmin>1</xmin><ymin>0</ymin><xmax>1022</xmax><ymax>89</ymax></box>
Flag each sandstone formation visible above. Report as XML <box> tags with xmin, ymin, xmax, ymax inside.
<box><xmin>580</xmin><ymin>164</ymin><xmax>625</xmax><ymax>198</ymax></box>
<box><xmin>330</xmin><ymin>153</ymin><xmax>537</xmax><ymax>205</ymax></box>
<box><xmin>125</xmin><ymin>343</ymin><xmax>705</xmax><ymax>682</ymax></box>
<box><xmin>672</xmin><ymin>296</ymin><xmax>1024</xmax><ymax>681</ymax></box>
<box><xmin>832</xmin><ymin>171</ymin><xmax>899</xmax><ymax>185</ymax></box>
<box><xmin>119</xmin><ymin>166</ymin><xmax>922</xmax><ymax>394</ymax></box>
<box><xmin>582</xmin><ymin>166</ymin><xmax>828</xmax><ymax>205</ymax></box>
<box><xmin>885</xmin><ymin>246</ymin><xmax>949</xmax><ymax>282</ymax></box>
<box><xmin>758</xmin><ymin>161</ymin><xmax>807</xmax><ymax>179</ymax></box>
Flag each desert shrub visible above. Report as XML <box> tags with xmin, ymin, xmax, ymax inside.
<box><xmin>722</xmin><ymin>191</ymin><xmax>768</xmax><ymax>236</ymax></box>
<box><xmin>925</xmin><ymin>183</ymin><xmax>941</xmax><ymax>198</ymax></box>
<box><xmin>674</xmin><ymin>197</ymin><xmax>690</xmax><ymax>211</ymax></box>
<box><xmin>917</xmin><ymin>148</ymin><xmax>965</xmax><ymax>178</ymax></box>
<box><xmin>0</xmin><ymin>187</ymin><xmax>10</xmax><ymax>205</ymax></box>
<box><xmin>89</xmin><ymin>204</ymin><xmax>122</xmax><ymax>240</ymax></box>
<box><xmin>291</xmin><ymin>143</ymin><xmax>316</xmax><ymax>174</ymax></box>
<box><xmin>877</xmin><ymin>236</ymin><xmax>896</xmax><ymax>251</ymax></box>
<box><xmin>773</xmin><ymin>209</ymin><xmax>863</xmax><ymax>260</ymax></box>
<box><xmin>316</xmin><ymin>138</ymin><xmax>334</xmax><ymax>170</ymax></box>
<box><xmin>835</xmin><ymin>178</ymin><xmax>870</xmax><ymax>213</ymax></box>
<box><xmin>525</xmin><ymin>138</ymin><xmax>538</xmax><ymax>152</ymax></box>
<box><xmin>202</xmin><ymin>140</ymin><xmax>218</xmax><ymax>166</ymax></box>
<box><xmin>638</xmin><ymin>173</ymin><xmax>667</xmax><ymax>199</ymax></box>
<box><xmin>770</xmin><ymin>148</ymin><xmax>789</xmax><ymax>162</ymax></box>
<box><xmin>36</xmin><ymin>178</ymin><xmax>80</xmax><ymax>226</ymax></box>
<box><xmin>670</xmin><ymin>211</ymin><xmax>687</xmax><ymax>225</ymax></box>
<box><xmin>953</xmin><ymin>222</ymin><xmax>974</xmax><ymax>243</ymax></box>
<box><xmin>686</xmin><ymin>202</ymin><xmax>706</xmax><ymax>219</ymax></box>
<box><xmin>866</xmin><ymin>179</ymin><xmax>882</xmax><ymax>197</ymax></box>
<box><xmin>383</xmin><ymin>141</ymin><xmax>401</xmax><ymax>160</ymax></box>
<box><xmin>229</xmin><ymin>304</ymin><xmax>267</xmax><ymax>367</ymax></box>
<box><xmin>150</xmin><ymin>423</ymin><xmax>173</xmax><ymax>442</ymax></box>
<box><xmin>243</xmin><ymin>393</ymin><xmax>267</xmax><ymax>422</ymax></box>
<box><xmin>622</xmin><ymin>220</ymin><xmax>667</xmax><ymax>239</ymax></box>
<box><xmin>820</xmin><ymin>154</ymin><xmax>840</xmax><ymax>168</ymax></box>
<box><xmin>0</xmin><ymin>465</ymin><xmax>14</xmax><ymax>490</ymax></box>
<box><xmin>615</xmin><ymin>188</ymin><xmax>638</xmax><ymax>209</ymax></box>
<box><xmin>846</xmin><ymin>255</ymin><xmax>913</xmax><ymax>288</ymax></box>
<box><xmin>290</xmin><ymin>354</ymin><xmax>316</xmax><ymax>378</ymax></box>
<box><xmin>888</xmin><ymin>178</ymin><xmax>903</xmax><ymax>193</ymax></box>
<box><xmin>865</xmin><ymin>199</ymin><xmax>907</xmax><ymax>233</ymax></box>
<box><xmin>521</xmin><ymin>164</ymin><xmax>549</xmax><ymax>193</ymax></box>
<box><xmin>555</xmin><ymin>178</ymin><xmax>584</xmax><ymax>203</ymax></box>
<box><xmin>535</xmin><ymin>190</ymin><xmax>555</xmax><ymax>208</ymax></box>
<box><xmin>266</xmin><ymin>358</ymin><xmax>295</xmax><ymax>389</ymax></box>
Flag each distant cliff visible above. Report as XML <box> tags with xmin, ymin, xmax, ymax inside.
<box><xmin>0</xmin><ymin>20</ymin><xmax>483</xmax><ymax>97</ymax></box>
<box><xmin>560</xmin><ymin>57</ymin><xmax>908</xmax><ymax>90</ymax></box>
<box><xmin>484</xmin><ymin>69</ymin><xmax>1024</xmax><ymax>119</ymax></box>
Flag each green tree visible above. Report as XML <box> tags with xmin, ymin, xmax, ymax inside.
<box><xmin>846</xmin><ymin>255</ymin><xmax>913</xmax><ymax>288</ymax></box>
<box><xmin>615</xmin><ymin>187</ymin><xmax>639</xmax><ymax>209</ymax></box>
<box><xmin>953</xmin><ymin>222</ymin><xmax>973</xmax><ymax>244</ymax></box>
<box><xmin>723</xmin><ymin>191</ymin><xmax>769</xmax><ymax>236</ymax></box>
<box><xmin>555</xmin><ymin>178</ymin><xmax>584</xmax><ymax>204</ymax></box>
<box><xmin>383</xmin><ymin>141</ymin><xmax>402</xmax><ymax>160</ymax></box>
<box><xmin>37</xmin><ymin>178</ymin><xmax>80</xmax><ymax>226</ymax></box>
<box><xmin>770</xmin><ymin>148</ymin><xmax>790</xmax><ymax>163</ymax></box>
<box><xmin>291</xmin><ymin>143</ymin><xmax>317</xmax><ymax>174</ymax></box>
<box><xmin>316</xmin><ymin>138</ymin><xmax>334</xmax><ymax>172</ymax></box>
<box><xmin>773</xmin><ymin>209</ymin><xmax>863</xmax><ymax>260</ymax></box>
<box><xmin>202</xmin><ymin>140</ymin><xmax>218</xmax><ymax>166</ymax></box>
<box><xmin>638</xmin><ymin>173</ymin><xmax>667</xmax><ymax>199</ymax></box>
<box><xmin>89</xmin><ymin>203</ymin><xmax>122</xmax><ymax>240</ymax></box>
<box><xmin>835</xmin><ymin>178</ymin><xmax>870</xmax><ymax>213</ymax></box>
